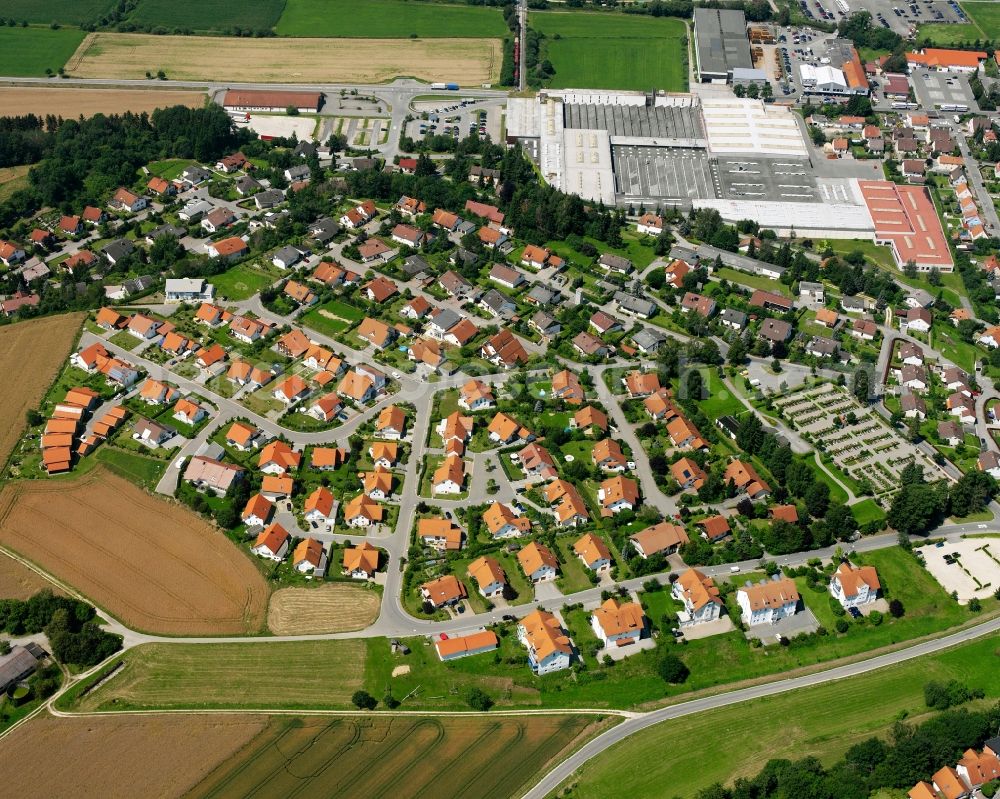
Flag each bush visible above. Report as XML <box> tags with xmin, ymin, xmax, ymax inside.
<box><xmin>868</xmin><ymin>610</ymin><xmax>883</xmax><ymax>626</ymax></box>
<box><xmin>465</xmin><ymin>687</ymin><xmax>494</xmax><ymax>711</ymax></box>
<box><xmin>924</xmin><ymin>679</ymin><xmax>984</xmax><ymax>710</ymax></box>
<box><xmin>829</xmin><ymin>596</ymin><xmax>846</xmax><ymax>617</ymax></box>
<box><xmin>835</xmin><ymin>618</ymin><xmax>849</xmax><ymax>634</ymax></box>
<box><xmin>888</xmin><ymin>598</ymin><xmax>905</xmax><ymax>618</ymax></box>
<box><xmin>351</xmin><ymin>690</ymin><xmax>377</xmax><ymax>710</ymax></box>
<box><xmin>968</xmin><ymin>597</ymin><xmax>982</xmax><ymax>612</ymax></box>
<box><xmin>656</xmin><ymin>652</ymin><xmax>689</xmax><ymax>684</ymax></box>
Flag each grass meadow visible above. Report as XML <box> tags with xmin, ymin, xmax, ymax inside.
<box><xmin>0</xmin><ymin>0</ymin><xmax>113</xmax><ymax>25</ymax></box>
<box><xmin>532</xmin><ymin>12</ymin><xmax>688</xmax><ymax>91</ymax></box>
<box><xmin>0</xmin><ymin>27</ymin><xmax>86</xmax><ymax>76</ymax></box>
<box><xmin>564</xmin><ymin>634</ymin><xmax>1000</xmax><ymax>798</ymax></box>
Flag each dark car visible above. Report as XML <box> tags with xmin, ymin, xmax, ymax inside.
<box><xmin>848</xmin><ymin>606</ymin><xmax>862</xmax><ymax>618</ymax></box>
<box><xmin>502</xmin><ymin>614</ymin><xmax>516</xmax><ymax>622</ymax></box>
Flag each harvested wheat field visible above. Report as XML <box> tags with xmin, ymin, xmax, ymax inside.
<box><xmin>67</xmin><ymin>32</ymin><xmax>501</xmax><ymax>84</ymax></box>
<box><xmin>0</xmin><ymin>313</ymin><xmax>83</xmax><ymax>467</ymax></box>
<box><xmin>0</xmin><ymin>87</ymin><xmax>205</xmax><ymax>118</ymax></box>
<box><xmin>0</xmin><ymin>469</ymin><xmax>268</xmax><ymax>634</ymax></box>
<box><xmin>268</xmin><ymin>583</ymin><xmax>381</xmax><ymax>634</ymax></box>
<box><xmin>0</xmin><ymin>551</ymin><xmax>64</xmax><ymax>600</ymax></box>
<box><xmin>0</xmin><ymin>713</ymin><xmax>268</xmax><ymax>799</ymax></box>
<box><xmin>189</xmin><ymin>715</ymin><xmax>605</xmax><ymax>799</ymax></box>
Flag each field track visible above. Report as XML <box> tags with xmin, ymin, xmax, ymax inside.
<box><xmin>0</xmin><ymin>469</ymin><xmax>269</xmax><ymax>635</ymax></box>
<box><xmin>0</xmin><ymin>313</ymin><xmax>83</xmax><ymax>469</ymax></box>
<box><xmin>0</xmin><ymin>87</ymin><xmax>205</xmax><ymax>118</ymax></box>
<box><xmin>67</xmin><ymin>32</ymin><xmax>501</xmax><ymax>85</ymax></box>
<box><xmin>267</xmin><ymin>583</ymin><xmax>381</xmax><ymax>635</ymax></box>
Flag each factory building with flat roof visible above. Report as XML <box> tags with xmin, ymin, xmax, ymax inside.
<box><xmin>693</xmin><ymin>8</ymin><xmax>753</xmax><ymax>83</ymax></box>
<box><xmin>505</xmin><ymin>90</ymin><xmax>904</xmax><ymax>239</ymax></box>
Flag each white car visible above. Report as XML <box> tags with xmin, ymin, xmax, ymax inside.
<box><xmin>391</xmin><ymin>371</ymin><xmax>401</xmax><ymax>379</ymax></box>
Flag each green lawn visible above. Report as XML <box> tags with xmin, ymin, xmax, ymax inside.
<box><xmin>915</xmin><ymin>22</ymin><xmax>981</xmax><ymax>45</ymax></box>
<box><xmin>0</xmin><ymin>0</ymin><xmax>112</xmax><ymax>25</ymax></box>
<box><xmin>276</xmin><ymin>0</ymin><xmax>507</xmax><ymax>37</ymax></box>
<box><xmin>698</xmin><ymin>383</ymin><xmax>748</xmax><ymax>419</ymax></box>
<box><xmin>850</xmin><ymin>497</ymin><xmax>886</xmax><ymax>526</ymax></box>
<box><xmin>0</xmin><ymin>27</ymin><xmax>87</xmax><ymax>77</ymax></box>
<box><xmin>932</xmin><ymin>324</ymin><xmax>979</xmax><ymax>372</ymax></box>
<box><xmin>532</xmin><ymin>12</ymin><xmax>688</xmax><ymax>92</ymax></box>
<box><xmin>320</xmin><ymin>298</ymin><xmax>364</xmax><ymax>322</ymax></box>
<box><xmin>555</xmin><ymin>537</ymin><xmax>596</xmax><ymax>594</ymax></box>
<box><xmin>714</xmin><ymin>267</ymin><xmax>791</xmax><ymax>296</ymax></box>
<box><xmin>127</xmin><ymin>0</ymin><xmax>285</xmax><ymax>32</ymax></box>
<box><xmin>564</xmin><ymin>634</ymin><xmax>1000</xmax><ymax>799</ymax></box>
<box><xmin>108</xmin><ymin>330</ymin><xmax>140</xmax><ymax>351</ymax></box>
<box><xmin>300</xmin><ymin>308</ymin><xmax>350</xmax><ymax>337</ymax></box>
<box><xmin>211</xmin><ymin>265</ymin><xmax>274</xmax><ymax>301</ymax></box>
<box><xmin>544</xmin><ymin>232</ymin><xmax>656</xmax><ymax>274</ymax></box>
<box><xmin>95</xmin><ymin>447</ymin><xmax>168</xmax><ymax>490</ymax></box>
<box><xmin>146</xmin><ymin>159</ymin><xmax>195</xmax><ymax>181</ymax></box>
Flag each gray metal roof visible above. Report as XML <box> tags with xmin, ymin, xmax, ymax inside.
<box><xmin>694</xmin><ymin>7</ymin><xmax>753</xmax><ymax>79</ymax></box>
<box><xmin>0</xmin><ymin>645</ymin><xmax>41</xmax><ymax>691</ymax></box>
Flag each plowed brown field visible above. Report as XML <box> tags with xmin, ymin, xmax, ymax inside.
<box><xmin>0</xmin><ymin>313</ymin><xmax>83</xmax><ymax>467</ymax></box>
<box><xmin>0</xmin><ymin>87</ymin><xmax>205</xmax><ymax>117</ymax></box>
<box><xmin>0</xmin><ymin>469</ymin><xmax>268</xmax><ymax>634</ymax></box>
<box><xmin>267</xmin><ymin>583</ymin><xmax>380</xmax><ymax>634</ymax></box>
<box><xmin>0</xmin><ymin>713</ymin><xmax>268</xmax><ymax>799</ymax></box>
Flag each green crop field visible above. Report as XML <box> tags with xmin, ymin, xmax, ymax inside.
<box><xmin>532</xmin><ymin>12</ymin><xmax>688</xmax><ymax>91</ymax></box>
<box><xmin>0</xmin><ymin>0</ymin><xmax>113</xmax><ymax>26</ymax></box>
<box><xmin>0</xmin><ymin>27</ymin><xmax>87</xmax><ymax>76</ymax></box>
<box><xmin>188</xmin><ymin>714</ymin><xmax>603</xmax><ymax>799</ymax></box>
<box><xmin>276</xmin><ymin>0</ymin><xmax>507</xmax><ymax>38</ymax></box>
<box><xmin>563</xmin><ymin>634</ymin><xmax>1000</xmax><ymax>799</ymax></box>
<box><xmin>962</xmin><ymin>2</ymin><xmax>1000</xmax><ymax>36</ymax></box>
<box><xmin>68</xmin><ymin>641</ymin><xmax>367</xmax><ymax>711</ymax></box>
<box><xmin>126</xmin><ymin>0</ymin><xmax>286</xmax><ymax>33</ymax></box>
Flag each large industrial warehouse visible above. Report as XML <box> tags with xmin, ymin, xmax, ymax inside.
<box><xmin>505</xmin><ymin>88</ymin><xmax>951</xmax><ymax>259</ymax></box>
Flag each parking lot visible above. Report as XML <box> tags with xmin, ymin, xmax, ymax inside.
<box><xmin>406</xmin><ymin>98</ymin><xmax>502</xmax><ymax>144</ymax></box>
<box><xmin>917</xmin><ymin>537</ymin><xmax>1000</xmax><ymax>603</ymax></box>
<box><xmin>771</xmin><ymin>28</ymin><xmax>839</xmax><ymax>100</ymax></box>
<box><xmin>612</xmin><ymin>145</ymin><xmax>717</xmax><ymax>203</ymax></box>
<box><xmin>910</xmin><ymin>68</ymin><xmax>979</xmax><ymax>113</ymax></box>
<box><xmin>861</xmin><ymin>0</ymin><xmax>969</xmax><ymax>36</ymax></box>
